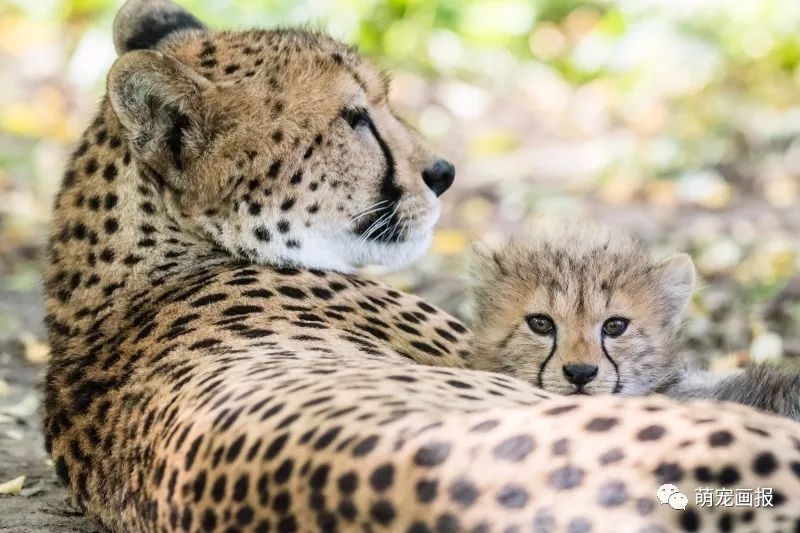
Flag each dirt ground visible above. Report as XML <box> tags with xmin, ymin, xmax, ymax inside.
<box><xmin>0</xmin><ymin>290</ymin><xmax>100</xmax><ymax>532</ymax></box>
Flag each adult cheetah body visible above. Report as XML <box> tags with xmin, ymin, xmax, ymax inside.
<box><xmin>43</xmin><ymin>1</ymin><xmax>800</xmax><ymax>532</ymax></box>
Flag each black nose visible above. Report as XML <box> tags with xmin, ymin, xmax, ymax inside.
<box><xmin>563</xmin><ymin>364</ymin><xmax>598</xmax><ymax>386</ymax></box>
<box><xmin>422</xmin><ymin>159</ymin><xmax>455</xmax><ymax>197</ymax></box>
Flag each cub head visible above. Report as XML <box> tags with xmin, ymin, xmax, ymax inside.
<box><xmin>467</xmin><ymin>219</ymin><xmax>695</xmax><ymax>396</ymax></box>
<box><xmin>107</xmin><ymin>0</ymin><xmax>455</xmax><ymax>272</ymax></box>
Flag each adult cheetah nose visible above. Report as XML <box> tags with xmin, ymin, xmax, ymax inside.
<box><xmin>422</xmin><ymin>159</ymin><xmax>455</xmax><ymax>197</ymax></box>
<box><xmin>563</xmin><ymin>363</ymin><xmax>598</xmax><ymax>386</ymax></box>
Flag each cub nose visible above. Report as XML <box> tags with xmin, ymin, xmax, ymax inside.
<box><xmin>563</xmin><ymin>363</ymin><xmax>598</xmax><ymax>386</ymax></box>
<box><xmin>422</xmin><ymin>159</ymin><xmax>455</xmax><ymax>197</ymax></box>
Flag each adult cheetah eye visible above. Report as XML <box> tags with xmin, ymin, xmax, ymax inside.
<box><xmin>526</xmin><ymin>314</ymin><xmax>555</xmax><ymax>336</ymax></box>
<box><xmin>340</xmin><ymin>107</ymin><xmax>371</xmax><ymax>130</ymax></box>
<box><xmin>602</xmin><ymin>317</ymin><xmax>629</xmax><ymax>338</ymax></box>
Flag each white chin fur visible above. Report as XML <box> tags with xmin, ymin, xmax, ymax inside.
<box><xmin>206</xmin><ymin>204</ymin><xmax>439</xmax><ymax>272</ymax></box>
<box><xmin>274</xmin><ymin>230</ymin><xmax>433</xmax><ymax>273</ymax></box>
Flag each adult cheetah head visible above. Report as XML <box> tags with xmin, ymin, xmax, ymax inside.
<box><xmin>107</xmin><ymin>0</ymin><xmax>455</xmax><ymax>272</ymax></box>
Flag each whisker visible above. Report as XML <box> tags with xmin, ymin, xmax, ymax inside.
<box><xmin>349</xmin><ymin>200</ymin><xmax>390</xmax><ymax>223</ymax></box>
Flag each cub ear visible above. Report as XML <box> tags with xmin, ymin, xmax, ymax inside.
<box><xmin>466</xmin><ymin>240</ymin><xmax>510</xmax><ymax>317</ymax></box>
<box><xmin>467</xmin><ymin>241</ymin><xmax>506</xmax><ymax>287</ymax></box>
<box><xmin>655</xmin><ymin>253</ymin><xmax>695</xmax><ymax>323</ymax></box>
<box><xmin>108</xmin><ymin>50</ymin><xmax>214</xmax><ymax>182</ymax></box>
<box><xmin>114</xmin><ymin>0</ymin><xmax>206</xmax><ymax>55</ymax></box>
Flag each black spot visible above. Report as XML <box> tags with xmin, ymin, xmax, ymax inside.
<box><xmin>585</xmin><ymin>417</ymin><xmax>618</xmax><ymax>432</ymax></box>
<box><xmin>211</xmin><ymin>475</ymin><xmax>226</xmax><ymax>502</ymax></box>
<box><xmin>277</xmin><ymin>220</ymin><xmax>290</xmax><ymax>233</ymax></box>
<box><xmin>496</xmin><ymin>485</ymin><xmax>528</xmax><ymax>508</ymax></box>
<box><xmin>338</xmin><ymin>472</ymin><xmax>358</xmax><ymax>494</ymax></box>
<box><xmin>313</xmin><ymin>426</ymin><xmax>342</xmax><ymax>450</ymax></box>
<box><xmin>274</xmin><ymin>459</ymin><xmax>293</xmax><ymax>484</ymax></box>
<box><xmin>232</xmin><ymin>474</ymin><xmax>249</xmax><ymax>502</ymax></box>
<box><xmin>709</xmin><ymin>430</ymin><xmax>734</xmax><ymax>447</ymax></box>
<box><xmin>752</xmin><ymin>452</ymin><xmax>777</xmax><ymax>476</ymax></box>
<box><xmin>370</xmin><ymin>500</ymin><xmax>395</xmax><ymax>525</ymax></box>
<box><xmin>694</xmin><ymin>466</ymin><xmax>713</xmax><ymax>482</ymax></box>
<box><xmin>263</xmin><ymin>433</ymin><xmax>288</xmax><ymax>460</ymax></box>
<box><xmin>85</xmin><ymin>158</ymin><xmax>98</xmax><ymax>175</ymax></box>
<box><xmin>309</xmin><ymin>464</ymin><xmax>330</xmax><ymax>490</ymax></box>
<box><xmin>103</xmin><ymin>163</ymin><xmax>118</xmax><ymax>181</ymax></box>
<box><xmin>637</xmin><ymin>425</ymin><xmax>665</xmax><ymax>441</ymax></box>
<box><xmin>549</xmin><ymin>465</ymin><xmax>584</xmax><ymax>490</ymax></box>
<box><xmin>600</xmin><ymin>448</ymin><xmax>625</xmax><ymax>465</ymax></box>
<box><xmin>414</xmin><ymin>442</ymin><xmax>450</xmax><ymax>467</ymax></box>
<box><xmin>201</xmin><ymin>509</ymin><xmax>217</xmax><ymax>531</ymax></box>
<box><xmin>249</xmin><ymin>202</ymin><xmax>262</xmax><ymax>215</ymax></box>
<box><xmin>236</xmin><ymin>506</ymin><xmax>254</xmax><ymax>526</ymax></box>
<box><xmin>717</xmin><ymin>466</ymin><xmax>740</xmax><ymax>485</ymax></box>
<box><xmin>192</xmin><ymin>293</ymin><xmax>227</xmax><ymax>306</ymax></box>
<box><xmin>416</xmin><ymin>478</ymin><xmax>437</xmax><ymax>503</ymax></box>
<box><xmin>223</xmin><ymin>305</ymin><xmax>262</xmax><ymax>316</ymax></box>
<box><xmin>366</xmin><ymin>464</ymin><xmax>394</xmax><ymax>493</ymax></box>
<box><xmin>679</xmin><ymin>509</ymin><xmax>700</xmax><ymax>532</ymax></box>
<box><xmin>493</xmin><ymin>435</ymin><xmax>535</xmax><ymax>462</ymax></box>
<box><xmin>99</xmin><ymin>248</ymin><xmax>115</xmax><ymax>263</ymax></box>
<box><xmin>352</xmin><ymin>435</ymin><xmax>379</xmax><ymax>457</ymax></box>
<box><xmin>449</xmin><ymin>479</ymin><xmax>478</xmax><ymax>507</ymax></box>
<box><xmin>597</xmin><ymin>480</ymin><xmax>627</xmax><ymax>507</ymax></box>
<box><xmin>267</xmin><ymin>160</ymin><xmax>282</xmax><ymax>178</ymax></box>
<box><xmin>226</xmin><ymin>435</ymin><xmax>245</xmax><ymax>462</ymax></box>
<box><xmin>105</xmin><ymin>192</ymin><xmax>119</xmax><ymax>211</ymax></box>
<box><xmin>104</xmin><ymin>218</ymin><xmax>119</xmax><ymax>234</ymax></box>
<box><xmin>290</xmin><ymin>171</ymin><xmax>303</xmax><ymax>184</ymax></box>
<box><xmin>654</xmin><ymin>462</ymin><xmax>683</xmax><ymax>483</ymax></box>
<box><xmin>254</xmin><ymin>226</ymin><xmax>271</xmax><ymax>242</ymax></box>
<box><xmin>544</xmin><ymin>404</ymin><xmax>578</xmax><ymax>415</ymax></box>
<box><xmin>72</xmin><ymin>222</ymin><xmax>87</xmax><ymax>240</ymax></box>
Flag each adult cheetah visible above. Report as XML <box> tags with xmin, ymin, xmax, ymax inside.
<box><xmin>43</xmin><ymin>1</ymin><xmax>800</xmax><ymax>531</ymax></box>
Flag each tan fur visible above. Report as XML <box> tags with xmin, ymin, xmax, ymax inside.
<box><xmin>42</xmin><ymin>2</ymin><xmax>800</xmax><ymax>532</ymax></box>
<box><xmin>468</xmin><ymin>218</ymin><xmax>694</xmax><ymax>396</ymax></box>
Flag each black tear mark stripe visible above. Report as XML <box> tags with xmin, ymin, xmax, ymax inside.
<box><xmin>600</xmin><ymin>337</ymin><xmax>622</xmax><ymax>393</ymax></box>
<box><xmin>346</xmin><ymin>106</ymin><xmax>403</xmax><ymax>242</ymax></box>
<box><xmin>537</xmin><ymin>330</ymin><xmax>558</xmax><ymax>389</ymax></box>
<box><xmin>125</xmin><ymin>11</ymin><xmax>205</xmax><ymax>52</ymax></box>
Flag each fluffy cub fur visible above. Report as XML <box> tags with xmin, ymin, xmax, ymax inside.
<box><xmin>468</xmin><ymin>219</ymin><xmax>800</xmax><ymax>419</ymax></box>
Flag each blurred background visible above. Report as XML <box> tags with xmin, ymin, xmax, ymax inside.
<box><xmin>2</xmin><ymin>0</ymin><xmax>800</xmax><ymax>523</ymax></box>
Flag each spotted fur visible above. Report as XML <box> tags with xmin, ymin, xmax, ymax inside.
<box><xmin>43</xmin><ymin>2</ymin><xmax>800</xmax><ymax>532</ymax></box>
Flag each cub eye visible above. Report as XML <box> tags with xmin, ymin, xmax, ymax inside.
<box><xmin>602</xmin><ymin>317</ymin><xmax>629</xmax><ymax>338</ymax></box>
<box><xmin>526</xmin><ymin>314</ymin><xmax>555</xmax><ymax>336</ymax></box>
<box><xmin>340</xmin><ymin>107</ymin><xmax>371</xmax><ymax>130</ymax></box>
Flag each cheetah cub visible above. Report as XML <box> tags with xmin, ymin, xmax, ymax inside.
<box><xmin>468</xmin><ymin>219</ymin><xmax>800</xmax><ymax>420</ymax></box>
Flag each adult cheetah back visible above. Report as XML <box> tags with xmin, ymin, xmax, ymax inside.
<box><xmin>43</xmin><ymin>1</ymin><xmax>800</xmax><ymax>531</ymax></box>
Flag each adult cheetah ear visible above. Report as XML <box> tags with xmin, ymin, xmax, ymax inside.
<box><xmin>114</xmin><ymin>0</ymin><xmax>206</xmax><ymax>55</ymax></box>
<box><xmin>655</xmin><ymin>253</ymin><xmax>695</xmax><ymax>324</ymax></box>
<box><xmin>108</xmin><ymin>50</ymin><xmax>215</xmax><ymax>184</ymax></box>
